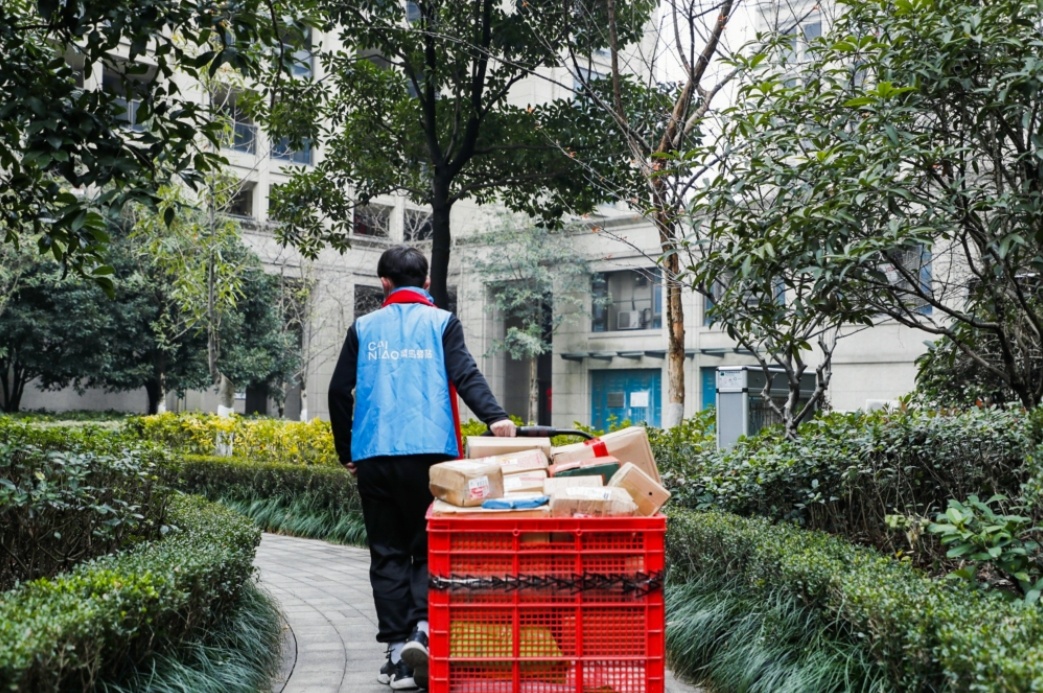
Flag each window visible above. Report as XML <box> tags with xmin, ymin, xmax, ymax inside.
<box><xmin>704</xmin><ymin>274</ymin><xmax>785</xmax><ymax>326</ymax></box>
<box><xmin>879</xmin><ymin>244</ymin><xmax>932</xmax><ymax>315</ymax></box>
<box><xmin>353</xmin><ymin>204</ymin><xmax>392</xmax><ymax>237</ymax></box>
<box><xmin>103</xmin><ymin>68</ymin><xmax>150</xmax><ymax>132</ymax></box>
<box><xmin>271</xmin><ymin>136</ymin><xmax>312</xmax><ymax>165</ymax></box>
<box><xmin>573</xmin><ymin>67</ymin><xmax>605</xmax><ymax>96</ymax></box>
<box><xmin>354</xmin><ymin>285</ymin><xmax>385</xmax><ymax>318</ymax></box>
<box><xmin>406</xmin><ymin>1</ymin><xmax>422</xmax><ymax>22</ymax></box>
<box><xmin>279</xmin><ymin>26</ymin><xmax>313</xmax><ymax>78</ymax></box>
<box><xmin>227</xmin><ymin>183</ymin><xmax>255</xmax><ymax>218</ymax></box>
<box><xmin>591</xmin><ymin>269</ymin><xmax>662</xmax><ymax>332</ymax></box>
<box><xmin>404</xmin><ymin>209</ymin><xmax>433</xmax><ymax>241</ymax></box>
<box><xmin>216</xmin><ymin>91</ymin><xmax>257</xmax><ymax>154</ymax></box>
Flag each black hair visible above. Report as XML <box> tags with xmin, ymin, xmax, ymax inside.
<box><xmin>377</xmin><ymin>245</ymin><xmax>428</xmax><ymax>288</ymax></box>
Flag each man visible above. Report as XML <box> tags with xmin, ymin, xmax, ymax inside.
<box><xmin>329</xmin><ymin>245</ymin><xmax>516</xmax><ymax>690</ymax></box>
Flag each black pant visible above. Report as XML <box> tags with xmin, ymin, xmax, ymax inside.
<box><xmin>355</xmin><ymin>454</ymin><xmax>450</xmax><ymax>644</ymax></box>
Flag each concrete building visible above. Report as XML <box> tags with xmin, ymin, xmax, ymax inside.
<box><xmin>20</xmin><ymin>2</ymin><xmax>930</xmax><ymax>425</ymax></box>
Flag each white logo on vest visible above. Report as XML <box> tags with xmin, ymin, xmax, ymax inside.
<box><xmin>367</xmin><ymin>340</ymin><xmax>435</xmax><ymax>361</ymax></box>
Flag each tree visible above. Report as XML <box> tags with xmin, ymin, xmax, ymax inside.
<box><xmin>0</xmin><ymin>256</ymin><xmax>114</xmax><ymax>412</ymax></box>
<box><xmin>468</xmin><ymin>215</ymin><xmax>601</xmax><ymax>423</ymax></box>
<box><xmin>267</xmin><ymin>0</ymin><xmax>654</xmax><ymax>309</ymax></box>
<box><xmin>0</xmin><ymin>218</ymin><xmax>298</xmax><ymax>414</ymax></box>
<box><xmin>702</xmin><ymin>0</ymin><xmax>1043</xmax><ymax>410</ymax></box>
<box><xmin>546</xmin><ymin>0</ymin><xmax>763</xmax><ymax>428</ymax></box>
<box><xmin>0</xmin><ymin>0</ymin><xmax>284</xmax><ymax>278</ymax></box>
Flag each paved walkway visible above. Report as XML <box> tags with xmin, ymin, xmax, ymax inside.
<box><xmin>255</xmin><ymin>533</ymin><xmax>703</xmax><ymax>693</ymax></box>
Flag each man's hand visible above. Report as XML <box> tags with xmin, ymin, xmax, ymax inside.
<box><xmin>341</xmin><ymin>460</ymin><xmax>358</xmax><ymax>476</ymax></box>
<box><xmin>489</xmin><ymin>419</ymin><xmax>517</xmax><ymax>437</ymax></box>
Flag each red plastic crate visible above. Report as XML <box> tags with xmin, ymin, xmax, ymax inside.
<box><xmin>426</xmin><ymin>512</ymin><xmax>666</xmax><ymax>693</ymax></box>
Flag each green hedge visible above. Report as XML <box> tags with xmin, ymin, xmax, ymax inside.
<box><xmin>168</xmin><ymin>455</ymin><xmax>366</xmax><ymax>545</ymax></box>
<box><xmin>0</xmin><ymin>494</ymin><xmax>260</xmax><ymax>692</ymax></box>
<box><xmin>662</xmin><ymin>408</ymin><xmax>1036</xmax><ymax>553</ymax></box>
<box><xmin>667</xmin><ymin>509</ymin><xmax>1043</xmax><ymax>692</ymax></box>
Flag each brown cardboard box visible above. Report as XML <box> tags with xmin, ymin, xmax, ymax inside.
<box><xmin>550</xmin><ymin>427</ymin><xmax>660</xmax><ymax>483</ymax></box>
<box><xmin>429</xmin><ymin>459</ymin><xmax>504</xmax><ymax>507</ymax></box>
<box><xmin>503</xmin><ymin>469</ymin><xmax>548</xmax><ymax>494</ymax></box>
<box><xmin>548</xmin><ymin>486</ymin><xmax>638</xmax><ymax>517</ymax></box>
<box><xmin>467</xmin><ymin>436</ymin><xmax>552</xmax><ymax>460</ymax></box>
<box><xmin>543</xmin><ymin>475</ymin><xmax>603</xmax><ymax>495</ymax></box>
<box><xmin>493</xmin><ymin>448</ymin><xmax>549</xmax><ymax>474</ymax></box>
<box><xmin>608</xmin><ymin>462</ymin><xmax>671</xmax><ymax>516</ymax></box>
<box><xmin>431</xmin><ymin>494</ymin><xmax>550</xmax><ymax>517</ymax></box>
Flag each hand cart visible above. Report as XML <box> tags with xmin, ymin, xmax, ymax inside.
<box><xmin>426</xmin><ymin>426</ymin><xmax>667</xmax><ymax>693</ymax></box>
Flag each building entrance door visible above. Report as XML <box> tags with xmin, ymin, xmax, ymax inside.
<box><xmin>591</xmin><ymin>369</ymin><xmax>661</xmax><ymax>430</ymax></box>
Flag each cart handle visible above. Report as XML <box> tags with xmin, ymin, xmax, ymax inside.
<box><xmin>481</xmin><ymin>425</ymin><xmax>594</xmax><ymax>440</ymax></box>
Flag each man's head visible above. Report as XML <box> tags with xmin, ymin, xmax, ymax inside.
<box><xmin>377</xmin><ymin>245</ymin><xmax>429</xmax><ymax>292</ymax></box>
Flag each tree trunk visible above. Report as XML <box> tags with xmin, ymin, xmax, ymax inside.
<box><xmin>528</xmin><ymin>357</ymin><xmax>539</xmax><ymax>425</ymax></box>
<box><xmin>428</xmin><ymin>177</ymin><xmax>454</xmax><ymax>310</ymax></box>
<box><xmin>299</xmin><ymin>384</ymin><xmax>309</xmax><ymax>422</ymax></box>
<box><xmin>1</xmin><ymin>358</ymin><xmax>25</xmax><ymax>413</ymax></box>
<box><xmin>145</xmin><ymin>377</ymin><xmax>165</xmax><ymax>415</ymax></box>
<box><xmin>216</xmin><ymin>373</ymin><xmax>235</xmax><ymax>456</ymax></box>
<box><xmin>654</xmin><ymin>205</ymin><xmax>686</xmax><ymax>428</ymax></box>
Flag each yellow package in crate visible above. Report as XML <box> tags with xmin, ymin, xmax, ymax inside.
<box><xmin>450</xmin><ymin>621</ymin><xmax>568</xmax><ymax>682</ymax></box>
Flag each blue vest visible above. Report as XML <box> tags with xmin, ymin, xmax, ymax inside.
<box><xmin>351</xmin><ymin>290</ymin><xmax>459</xmax><ymax>460</ymax></box>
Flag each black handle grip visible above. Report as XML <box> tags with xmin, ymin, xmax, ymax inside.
<box><xmin>478</xmin><ymin>425</ymin><xmax>593</xmax><ymax>439</ymax></box>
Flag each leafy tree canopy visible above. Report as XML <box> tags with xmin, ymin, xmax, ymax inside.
<box><xmin>268</xmin><ymin>0</ymin><xmax>654</xmax><ymax>307</ymax></box>
<box><xmin>0</xmin><ymin>0</ymin><xmax>287</xmax><ymax>281</ymax></box>
<box><xmin>697</xmin><ymin>0</ymin><xmax>1043</xmax><ymax>411</ymax></box>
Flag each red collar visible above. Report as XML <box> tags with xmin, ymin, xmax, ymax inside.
<box><xmin>382</xmin><ymin>288</ymin><xmax>435</xmax><ymax>308</ymax></box>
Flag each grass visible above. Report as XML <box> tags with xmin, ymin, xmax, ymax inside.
<box><xmin>97</xmin><ymin>580</ymin><xmax>283</xmax><ymax>693</ymax></box>
<box><xmin>665</xmin><ymin>574</ymin><xmax>892</xmax><ymax>693</ymax></box>
<box><xmin>219</xmin><ymin>496</ymin><xmax>368</xmax><ymax>546</ymax></box>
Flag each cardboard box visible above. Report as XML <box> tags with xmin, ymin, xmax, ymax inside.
<box><xmin>548</xmin><ymin>456</ymin><xmax>620</xmax><ymax>485</ymax></box>
<box><xmin>503</xmin><ymin>469</ymin><xmax>548</xmax><ymax>494</ymax></box>
<box><xmin>608</xmin><ymin>462</ymin><xmax>671</xmax><ymax>516</ymax></box>
<box><xmin>429</xmin><ymin>459</ymin><xmax>504</xmax><ymax>507</ymax></box>
<box><xmin>467</xmin><ymin>436</ymin><xmax>552</xmax><ymax>460</ymax></box>
<box><xmin>550</xmin><ymin>426</ymin><xmax>660</xmax><ymax>483</ymax></box>
<box><xmin>548</xmin><ymin>486</ymin><xmax>637</xmax><ymax>517</ymax></box>
<box><xmin>492</xmin><ymin>448</ymin><xmax>549</xmax><ymax>474</ymax></box>
<box><xmin>543</xmin><ymin>475</ymin><xmax>603</xmax><ymax>495</ymax></box>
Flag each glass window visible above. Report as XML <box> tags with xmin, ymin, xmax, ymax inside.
<box><xmin>591</xmin><ymin>269</ymin><xmax>662</xmax><ymax>332</ymax></box>
<box><xmin>353</xmin><ymin>204</ymin><xmax>392</xmax><ymax>237</ymax></box>
<box><xmin>354</xmin><ymin>285</ymin><xmax>385</xmax><ymax>318</ymax></box>
<box><xmin>404</xmin><ymin>209</ymin><xmax>433</xmax><ymax>241</ymax></box>
<box><xmin>271</xmin><ymin>136</ymin><xmax>312</xmax><ymax>165</ymax></box>
<box><xmin>216</xmin><ymin>91</ymin><xmax>257</xmax><ymax>155</ymax></box>
<box><xmin>227</xmin><ymin>184</ymin><xmax>255</xmax><ymax>218</ymax></box>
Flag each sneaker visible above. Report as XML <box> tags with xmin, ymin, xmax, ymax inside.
<box><xmin>401</xmin><ymin>628</ymin><xmax>429</xmax><ymax>689</ymax></box>
<box><xmin>388</xmin><ymin>658</ymin><xmax>418</xmax><ymax>690</ymax></box>
<box><xmin>377</xmin><ymin>651</ymin><xmax>394</xmax><ymax>685</ymax></box>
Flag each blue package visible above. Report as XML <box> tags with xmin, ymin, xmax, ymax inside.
<box><xmin>481</xmin><ymin>495</ymin><xmax>549</xmax><ymax>510</ymax></box>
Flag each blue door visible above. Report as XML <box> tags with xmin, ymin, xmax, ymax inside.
<box><xmin>700</xmin><ymin>367</ymin><xmax>717</xmax><ymax>411</ymax></box>
<box><xmin>591</xmin><ymin>369</ymin><xmax>661</xmax><ymax>430</ymax></box>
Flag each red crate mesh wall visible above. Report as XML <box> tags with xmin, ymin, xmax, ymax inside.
<box><xmin>427</xmin><ymin>515</ymin><xmax>666</xmax><ymax>693</ymax></box>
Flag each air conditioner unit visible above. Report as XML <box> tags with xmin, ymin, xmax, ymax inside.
<box><xmin>616</xmin><ymin>310</ymin><xmax>642</xmax><ymax>330</ymax></box>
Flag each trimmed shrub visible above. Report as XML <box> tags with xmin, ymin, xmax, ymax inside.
<box><xmin>125</xmin><ymin>412</ymin><xmax>337</xmax><ymax>465</ymax></box>
<box><xmin>662</xmin><ymin>408</ymin><xmax>1035</xmax><ymax>557</ymax></box>
<box><xmin>0</xmin><ymin>421</ymin><xmax>172</xmax><ymax>590</ymax></box>
<box><xmin>667</xmin><ymin>509</ymin><xmax>1043</xmax><ymax>692</ymax></box>
<box><xmin>0</xmin><ymin>494</ymin><xmax>260</xmax><ymax>692</ymax></box>
<box><xmin>168</xmin><ymin>455</ymin><xmax>365</xmax><ymax>545</ymax></box>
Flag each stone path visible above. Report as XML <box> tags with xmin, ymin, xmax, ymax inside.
<box><xmin>255</xmin><ymin>532</ymin><xmax>702</xmax><ymax>693</ymax></box>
